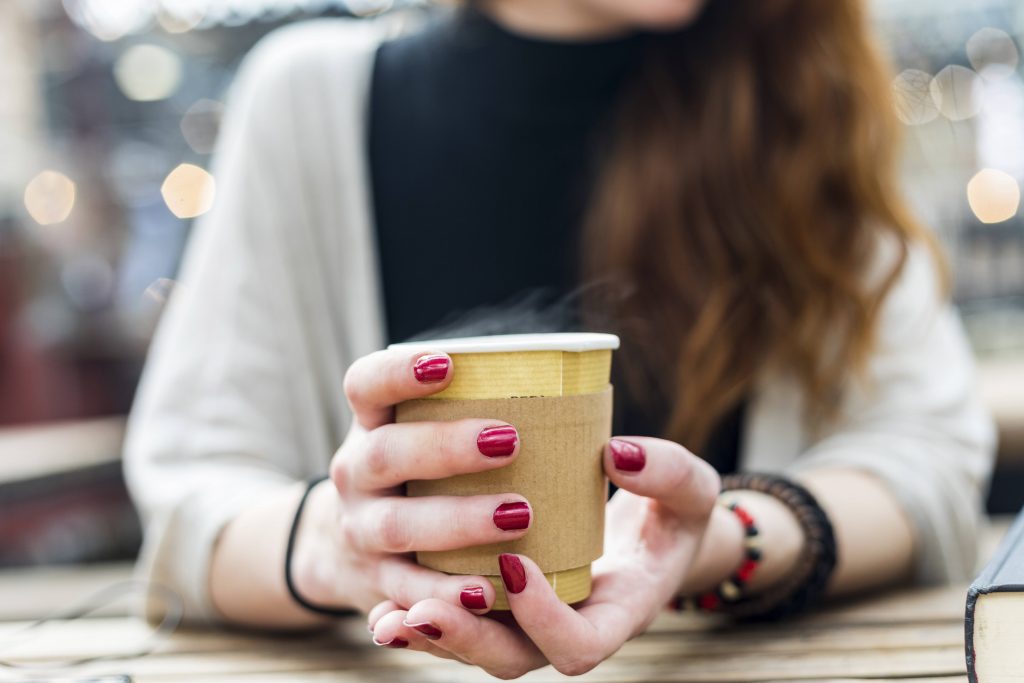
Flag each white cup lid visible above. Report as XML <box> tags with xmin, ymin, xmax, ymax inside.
<box><xmin>388</xmin><ymin>332</ymin><xmax>620</xmax><ymax>354</ymax></box>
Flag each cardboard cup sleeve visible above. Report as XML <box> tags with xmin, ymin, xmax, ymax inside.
<box><xmin>392</xmin><ymin>335</ymin><xmax>618</xmax><ymax>610</ymax></box>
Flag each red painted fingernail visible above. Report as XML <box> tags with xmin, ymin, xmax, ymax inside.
<box><xmin>460</xmin><ymin>585</ymin><xmax>487</xmax><ymax>610</ymax></box>
<box><xmin>403</xmin><ymin>620</ymin><xmax>442</xmax><ymax>639</ymax></box>
<box><xmin>373</xmin><ymin>636</ymin><xmax>409</xmax><ymax>648</ymax></box>
<box><xmin>413</xmin><ymin>354</ymin><xmax>449</xmax><ymax>383</ymax></box>
<box><xmin>610</xmin><ymin>439</ymin><xmax>646</xmax><ymax>472</ymax></box>
<box><xmin>477</xmin><ymin>425</ymin><xmax>518</xmax><ymax>457</ymax></box>
<box><xmin>493</xmin><ymin>501</ymin><xmax>530</xmax><ymax>531</ymax></box>
<box><xmin>498</xmin><ymin>554</ymin><xmax>527</xmax><ymax>595</ymax></box>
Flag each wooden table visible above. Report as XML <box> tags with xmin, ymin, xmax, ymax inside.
<box><xmin>0</xmin><ymin>566</ymin><xmax>977</xmax><ymax>683</ymax></box>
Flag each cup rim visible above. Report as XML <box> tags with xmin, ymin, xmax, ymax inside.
<box><xmin>388</xmin><ymin>332</ymin><xmax>620</xmax><ymax>354</ymax></box>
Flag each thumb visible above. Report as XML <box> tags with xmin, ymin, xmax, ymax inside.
<box><xmin>604</xmin><ymin>437</ymin><xmax>720</xmax><ymax>520</ymax></box>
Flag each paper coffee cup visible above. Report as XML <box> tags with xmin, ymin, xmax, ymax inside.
<box><xmin>389</xmin><ymin>333</ymin><xmax>619</xmax><ymax>610</ymax></box>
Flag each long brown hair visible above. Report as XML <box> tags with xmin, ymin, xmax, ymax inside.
<box><xmin>584</xmin><ymin>0</ymin><xmax>944</xmax><ymax>450</ymax></box>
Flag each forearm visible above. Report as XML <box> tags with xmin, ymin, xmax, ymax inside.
<box><xmin>799</xmin><ymin>468</ymin><xmax>915</xmax><ymax>596</ymax></box>
<box><xmin>680</xmin><ymin>468</ymin><xmax>915</xmax><ymax>599</ymax></box>
<box><xmin>209</xmin><ymin>481</ymin><xmax>335</xmax><ymax>629</ymax></box>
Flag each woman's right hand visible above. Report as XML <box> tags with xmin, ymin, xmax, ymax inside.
<box><xmin>288</xmin><ymin>348</ymin><xmax>529</xmax><ymax>620</ymax></box>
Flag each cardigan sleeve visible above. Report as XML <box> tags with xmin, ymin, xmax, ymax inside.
<box><xmin>123</xmin><ymin>22</ymin><xmax>380</xmax><ymax>623</ymax></box>
<box><xmin>787</xmin><ymin>245</ymin><xmax>997</xmax><ymax>583</ymax></box>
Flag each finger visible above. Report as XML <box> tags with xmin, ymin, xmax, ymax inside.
<box><xmin>403</xmin><ymin>598</ymin><xmax>547</xmax><ymax>679</ymax></box>
<box><xmin>501</xmin><ymin>554</ymin><xmax>628</xmax><ymax>676</ymax></box>
<box><xmin>376</xmin><ymin>556</ymin><xmax>497</xmax><ymax>615</ymax></box>
<box><xmin>370</xmin><ymin>608</ymin><xmax>413</xmax><ymax>649</ymax></box>
<box><xmin>348</xmin><ymin>419</ymin><xmax>519</xmax><ymax>491</ymax></box>
<box><xmin>371</xmin><ymin>607</ymin><xmax>463</xmax><ymax>661</ymax></box>
<box><xmin>604</xmin><ymin>437</ymin><xmax>720</xmax><ymax>520</ymax></box>
<box><xmin>367</xmin><ymin>600</ymin><xmax>401</xmax><ymax>633</ymax></box>
<box><xmin>346</xmin><ymin>495</ymin><xmax>532</xmax><ymax>553</ymax></box>
<box><xmin>344</xmin><ymin>349</ymin><xmax>453</xmax><ymax>429</ymax></box>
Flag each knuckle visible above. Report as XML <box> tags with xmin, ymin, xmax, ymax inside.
<box><xmin>328</xmin><ymin>454</ymin><xmax>347</xmax><ymax>493</ymax></box>
<box><xmin>363</xmin><ymin>428</ymin><xmax>394</xmax><ymax>482</ymax></box>
<box><xmin>433</xmin><ymin>423</ymin><xmax>462</xmax><ymax>468</ymax></box>
<box><xmin>339</xmin><ymin>514</ymin><xmax>364</xmax><ymax>552</ymax></box>
<box><xmin>695</xmin><ymin>462</ymin><xmax>721</xmax><ymax>513</ymax></box>
<box><xmin>342</xmin><ymin>362</ymin><xmax>367</xmax><ymax>406</ymax></box>
<box><xmin>373</xmin><ymin>502</ymin><xmax>411</xmax><ymax>553</ymax></box>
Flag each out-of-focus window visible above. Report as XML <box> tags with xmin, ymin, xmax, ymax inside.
<box><xmin>1</xmin><ymin>0</ymin><xmax>403</xmax><ymax>428</ymax></box>
<box><xmin>873</xmin><ymin>0</ymin><xmax>1024</xmax><ymax>354</ymax></box>
<box><xmin>0</xmin><ymin>0</ymin><xmax>401</xmax><ymax>568</ymax></box>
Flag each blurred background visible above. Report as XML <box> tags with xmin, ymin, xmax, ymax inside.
<box><xmin>0</xmin><ymin>0</ymin><xmax>1022</xmax><ymax>568</ymax></box>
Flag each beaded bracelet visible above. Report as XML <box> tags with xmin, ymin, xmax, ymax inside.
<box><xmin>682</xmin><ymin>501</ymin><xmax>763</xmax><ymax>612</ymax></box>
<box><xmin>675</xmin><ymin>473</ymin><xmax>837</xmax><ymax>621</ymax></box>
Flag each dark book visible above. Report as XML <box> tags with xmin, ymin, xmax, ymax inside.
<box><xmin>966</xmin><ymin>509</ymin><xmax>1024</xmax><ymax>682</ymax></box>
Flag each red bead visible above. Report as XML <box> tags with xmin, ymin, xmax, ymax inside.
<box><xmin>733</xmin><ymin>506</ymin><xmax>754</xmax><ymax>527</ymax></box>
<box><xmin>736</xmin><ymin>558</ymin><xmax>758</xmax><ymax>583</ymax></box>
<box><xmin>698</xmin><ymin>593</ymin><xmax>721</xmax><ymax>611</ymax></box>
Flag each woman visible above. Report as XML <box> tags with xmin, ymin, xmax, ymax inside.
<box><xmin>125</xmin><ymin>0</ymin><xmax>995</xmax><ymax>677</ymax></box>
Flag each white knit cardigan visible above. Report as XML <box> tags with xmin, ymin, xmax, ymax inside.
<box><xmin>124</xmin><ymin>18</ymin><xmax>997</xmax><ymax>622</ymax></box>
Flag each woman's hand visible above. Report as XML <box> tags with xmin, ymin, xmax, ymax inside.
<box><xmin>366</xmin><ymin>436</ymin><xmax>721</xmax><ymax>677</ymax></box>
<box><xmin>289</xmin><ymin>348</ymin><xmax>531</xmax><ymax>617</ymax></box>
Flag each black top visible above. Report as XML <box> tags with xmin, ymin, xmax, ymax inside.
<box><xmin>368</xmin><ymin>8</ymin><xmax>743</xmax><ymax>472</ymax></box>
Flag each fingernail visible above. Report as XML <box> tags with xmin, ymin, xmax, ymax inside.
<box><xmin>373</xmin><ymin>636</ymin><xmax>409</xmax><ymax>648</ymax></box>
<box><xmin>460</xmin><ymin>585</ymin><xmax>487</xmax><ymax>610</ymax></box>
<box><xmin>403</xmin><ymin>620</ymin><xmax>442</xmax><ymax>640</ymax></box>
<box><xmin>498</xmin><ymin>554</ymin><xmax>527</xmax><ymax>595</ymax></box>
<box><xmin>493</xmin><ymin>501</ymin><xmax>530</xmax><ymax>531</ymax></box>
<box><xmin>610</xmin><ymin>439</ymin><xmax>646</xmax><ymax>472</ymax></box>
<box><xmin>413</xmin><ymin>354</ymin><xmax>449</xmax><ymax>383</ymax></box>
<box><xmin>477</xmin><ymin>425</ymin><xmax>518</xmax><ymax>457</ymax></box>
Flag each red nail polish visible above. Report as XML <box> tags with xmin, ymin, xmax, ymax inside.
<box><xmin>460</xmin><ymin>585</ymin><xmax>487</xmax><ymax>610</ymax></box>
<box><xmin>493</xmin><ymin>502</ymin><xmax>530</xmax><ymax>531</ymax></box>
<box><xmin>403</xmin><ymin>620</ymin><xmax>442</xmax><ymax>639</ymax></box>
<box><xmin>477</xmin><ymin>426</ymin><xmax>518</xmax><ymax>457</ymax></box>
<box><xmin>610</xmin><ymin>439</ymin><xmax>645</xmax><ymax>472</ymax></box>
<box><xmin>413</xmin><ymin>354</ymin><xmax>449</xmax><ymax>383</ymax></box>
<box><xmin>373</xmin><ymin>636</ymin><xmax>409</xmax><ymax>648</ymax></box>
<box><xmin>498</xmin><ymin>554</ymin><xmax>527</xmax><ymax>595</ymax></box>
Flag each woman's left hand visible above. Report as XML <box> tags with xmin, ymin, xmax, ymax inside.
<box><xmin>366</xmin><ymin>436</ymin><xmax>721</xmax><ymax>679</ymax></box>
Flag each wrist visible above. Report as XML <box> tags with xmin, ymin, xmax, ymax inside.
<box><xmin>679</xmin><ymin>502</ymin><xmax>746</xmax><ymax>595</ymax></box>
<box><xmin>678</xmin><ymin>489</ymin><xmax>806</xmax><ymax>598</ymax></box>
<box><xmin>290</xmin><ymin>479</ymin><xmax>349</xmax><ymax>610</ymax></box>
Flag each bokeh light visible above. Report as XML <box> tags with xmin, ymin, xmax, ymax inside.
<box><xmin>156</xmin><ymin>0</ymin><xmax>207</xmax><ymax>34</ymax></box>
<box><xmin>893</xmin><ymin>69</ymin><xmax>939</xmax><ymax>125</ymax></box>
<box><xmin>161</xmin><ymin>163</ymin><xmax>216</xmax><ymax>218</ymax></box>
<box><xmin>23</xmin><ymin>170</ymin><xmax>77</xmax><ymax>226</ymax></box>
<box><xmin>967</xmin><ymin>169</ymin><xmax>1021</xmax><ymax>224</ymax></box>
<box><xmin>61</xmin><ymin>0</ymin><xmax>152</xmax><ymax>42</ymax></box>
<box><xmin>930</xmin><ymin>65</ymin><xmax>983</xmax><ymax>121</ymax></box>
<box><xmin>967</xmin><ymin>27</ymin><xmax>1020</xmax><ymax>81</ymax></box>
<box><xmin>114</xmin><ymin>44</ymin><xmax>183</xmax><ymax>102</ymax></box>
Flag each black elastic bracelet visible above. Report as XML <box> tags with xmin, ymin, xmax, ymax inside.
<box><xmin>284</xmin><ymin>475</ymin><xmax>350</xmax><ymax>617</ymax></box>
